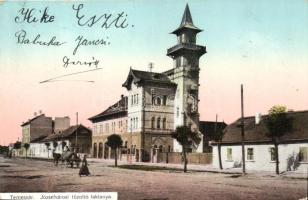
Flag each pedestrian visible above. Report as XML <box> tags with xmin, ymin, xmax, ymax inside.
<box><xmin>79</xmin><ymin>154</ymin><xmax>90</xmax><ymax>177</ymax></box>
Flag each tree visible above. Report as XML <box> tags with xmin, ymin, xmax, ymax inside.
<box><xmin>106</xmin><ymin>134</ymin><xmax>123</xmax><ymax>167</ymax></box>
<box><xmin>14</xmin><ymin>141</ymin><xmax>22</xmax><ymax>149</ymax></box>
<box><xmin>171</xmin><ymin>126</ymin><xmax>201</xmax><ymax>173</ymax></box>
<box><xmin>209</xmin><ymin>122</ymin><xmax>226</xmax><ymax>170</ymax></box>
<box><xmin>13</xmin><ymin>141</ymin><xmax>22</xmax><ymax>157</ymax></box>
<box><xmin>265</xmin><ymin>105</ymin><xmax>293</xmax><ymax>175</ymax></box>
<box><xmin>45</xmin><ymin>142</ymin><xmax>51</xmax><ymax>158</ymax></box>
<box><xmin>23</xmin><ymin>143</ymin><xmax>30</xmax><ymax>158</ymax></box>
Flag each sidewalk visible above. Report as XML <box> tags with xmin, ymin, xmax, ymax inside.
<box><xmin>88</xmin><ymin>157</ymin><xmax>307</xmax><ymax>179</ymax></box>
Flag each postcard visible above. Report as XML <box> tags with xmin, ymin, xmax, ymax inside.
<box><xmin>0</xmin><ymin>0</ymin><xmax>307</xmax><ymax>200</ymax></box>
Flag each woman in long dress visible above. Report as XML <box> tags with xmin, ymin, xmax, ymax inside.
<box><xmin>79</xmin><ymin>155</ymin><xmax>90</xmax><ymax>176</ymax></box>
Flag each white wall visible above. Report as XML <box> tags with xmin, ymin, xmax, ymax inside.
<box><xmin>212</xmin><ymin>143</ymin><xmax>308</xmax><ymax>173</ymax></box>
<box><xmin>29</xmin><ymin>140</ymin><xmax>70</xmax><ymax>158</ymax></box>
<box><xmin>127</xmin><ymin>83</ymin><xmax>143</xmax><ymax>133</ymax></box>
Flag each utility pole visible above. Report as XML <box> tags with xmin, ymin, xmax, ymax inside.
<box><xmin>241</xmin><ymin>84</ymin><xmax>246</xmax><ymax>175</ymax></box>
<box><xmin>75</xmin><ymin>112</ymin><xmax>78</xmax><ymax>153</ymax></box>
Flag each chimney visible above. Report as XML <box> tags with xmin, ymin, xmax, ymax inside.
<box><xmin>34</xmin><ymin>112</ymin><xmax>37</xmax><ymax>116</ymax></box>
<box><xmin>255</xmin><ymin>113</ymin><xmax>261</xmax><ymax>125</ymax></box>
<box><xmin>39</xmin><ymin>110</ymin><xmax>42</xmax><ymax>114</ymax></box>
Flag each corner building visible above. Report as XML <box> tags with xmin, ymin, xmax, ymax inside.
<box><xmin>89</xmin><ymin>4</ymin><xmax>206</xmax><ymax>162</ymax></box>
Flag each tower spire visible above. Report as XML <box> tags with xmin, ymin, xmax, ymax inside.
<box><xmin>171</xmin><ymin>4</ymin><xmax>202</xmax><ymax>35</ymax></box>
<box><xmin>181</xmin><ymin>4</ymin><xmax>193</xmax><ymax>26</ymax></box>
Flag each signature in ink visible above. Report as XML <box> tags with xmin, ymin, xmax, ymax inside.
<box><xmin>62</xmin><ymin>56</ymin><xmax>100</xmax><ymax>68</ymax></box>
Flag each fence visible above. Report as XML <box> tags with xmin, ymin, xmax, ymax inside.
<box><xmin>157</xmin><ymin>152</ymin><xmax>212</xmax><ymax>165</ymax></box>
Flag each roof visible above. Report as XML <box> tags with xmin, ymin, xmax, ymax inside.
<box><xmin>21</xmin><ymin>114</ymin><xmax>45</xmax><ymax>126</ymax></box>
<box><xmin>171</xmin><ymin>4</ymin><xmax>202</xmax><ymax>35</ymax></box>
<box><xmin>199</xmin><ymin>121</ymin><xmax>228</xmax><ymax>137</ymax></box>
<box><xmin>30</xmin><ymin>135</ymin><xmax>48</xmax><ymax>143</ymax></box>
<box><xmin>122</xmin><ymin>68</ymin><xmax>175</xmax><ymax>90</ymax></box>
<box><xmin>217</xmin><ymin>110</ymin><xmax>308</xmax><ymax>145</ymax></box>
<box><xmin>89</xmin><ymin>95</ymin><xmax>128</xmax><ymax>122</ymax></box>
<box><xmin>43</xmin><ymin>124</ymin><xmax>91</xmax><ymax>142</ymax></box>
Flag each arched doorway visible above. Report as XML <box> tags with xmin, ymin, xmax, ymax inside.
<box><xmin>104</xmin><ymin>142</ymin><xmax>109</xmax><ymax>159</ymax></box>
<box><xmin>93</xmin><ymin>143</ymin><xmax>97</xmax><ymax>158</ymax></box>
<box><xmin>98</xmin><ymin>142</ymin><xmax>103</xmax><ymax>158</ymax></box>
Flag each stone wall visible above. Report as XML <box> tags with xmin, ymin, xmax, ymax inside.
<box><xmin>157</xmin><ymin>152</ymin><xmax>212</xmax><ymax>165</ymax></box>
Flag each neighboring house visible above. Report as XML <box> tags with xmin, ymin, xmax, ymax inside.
<box><xmin>21</xmin><ymin>114</ymin><xmax>53</xmax><ymax>156</ymax></box>
<box><xmin>43</xmin><ymin>124</ymin><xmax>92</xmax><ymax>155</ymax></box>
<box><xmin>21</xmin><ymin>114</ymin><xmax>71</xmax><ymax>158</ymax></box>
<box><xmin>89</xmin><ymin>4</ymin><xmax>206</xmax><ymax>162</ymax></box>
<box><xmin>89</xmin><ymin>95</ymin><xmax>128</xmax><ymax>159</ymax></box>
<box><xmin>29</xmin><ymin>124</ymin><xmax>92</xmax><ymax>158</ymax></box>
<box><xmin>199</xmin><ymin>121</ymin><xmax>227</xmax><ymax>153</ymax></box>
<box><xmin>212</xmin><ymin>111</ymin><xmax>308</xmax><ymax>173</ymax></box>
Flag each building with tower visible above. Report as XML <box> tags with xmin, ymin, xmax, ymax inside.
<box><xmin>89</xmin><ymin>4</ymin><xmax>207</xmax><ymax>162</ymax></box>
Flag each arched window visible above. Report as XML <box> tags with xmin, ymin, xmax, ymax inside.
<box><xmin>136</xmin><ymin>117</ymin><xmax>138</xmax><ymax>129</ymax></box>
<box><xmin>157</xmin><ymin>117</ymin><xmax>161</xmax><ymax>129</ymax></box>
<box><xmin>162</xmin><ymin>118</ymin><xmax>166</xmax><ymax>129</ymax></box>
<box><xmin>151</xmin><ymin>117</ymin><xmax>155</xmax><ymax>129</ymax></box>
<box><xmin>133</xmin><ymin>118</ymin><xmax>135</xmax><ymax>130</ymax></box>
<box><xmin>159</xmin><ymin>145</ymin><xmax>163</xmax><ymax>153</ymax></box>
<box><xmin>163</xmin><ymin>95</ymin><xmax>167</xmax><ymax>105</ymax></box>
<box><xmin>130</xmin><ymin>118</ymin><xmax>133</xmax><ymax>130</ymax></box>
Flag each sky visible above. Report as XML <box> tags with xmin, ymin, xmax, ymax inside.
<box><xmin>0</xmin><ymin>0</ymin><xmax>307</xmax><ymax>145</ymax></box>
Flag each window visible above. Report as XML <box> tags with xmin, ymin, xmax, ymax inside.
<box><xmin>176</xmin><ymin>107</ymin><xmax>179</xmax><ymax>117</ymax></box>
<box><xmin>157</xmin><ymin>117</ymin><xmax>161</xmax><ymax>129</ymax></box>
<box><xmin>100</xmin><ymin>124</ymin><xmax>103</xmax><ymax>133</ymax></box>
<box><xmin>136</xmin><ymin>117</ymin><xmax>138</xmax><ymax>129</ymax></box>
<box><xmin>269</xmin><ymin>147</ymin><xmax>276</xmax><ymax>161</ymax></box>
<box><xmin>133</xmin><ymin>118</ymin><xmax>135</xmax><ymax>130</ymax></box>
<box><xmin>227</xmin><ymin>148</ymin><xmax>232</xmax><ymax>161</ymax></box>
<box><xmin>130</xmin><ymin>118</ymin><xmax>133</xmax><ymax>130</ymax></box>
<box><xmin>247</xmin><ymin>148</ymin><xmax>254</xmax><ymax>161</ymax></box>
<box><xmin>162</xmin><ymin>118</ymin><xmax>166</xmax><ymax>129</ymax></box>
<box><xmin>159</xmin><ymin>145</ymin><xmax>163</xmax><ymax>153</ymax></box>
<box><xmin>131</xmin><ymin>95</ymin><xmax>133</xmax><ymax>106</ymax></box>
<box><xmin>151</xmin><ymin>117</ymin><xmax>155</xmax><ymax>129</ymax></box>
<box><xmin>136</xmin><ymin>94</ymin><xmax>139</xmax><ymax>104</ymax></box>
<box><xmin>299</xmin><ymin>147</ymin><xmax>308</xmax><ymax>162</ymax></box>
<box><xmin>156</xmin><ymin>97</ymin><xmax>161</xmax><ymax>105</ymax></box>
<box><xmin>163</xmin><ymin>95</ymin><xmax>167</xmax><ymax>105</ymax></box>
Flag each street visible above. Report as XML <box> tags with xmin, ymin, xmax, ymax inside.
<box><xmin>0</xmin><ymin>156</ymin><xmax>307</xmax><ymax>200</ymax></box>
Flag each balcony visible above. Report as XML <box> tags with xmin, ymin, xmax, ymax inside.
<box><xmin>167</xmin><ymin>43</ymin><xmax>206</xmax><ymax>57</ymax></box>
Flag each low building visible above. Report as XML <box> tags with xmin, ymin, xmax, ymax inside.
<box><xmin>212</xmin><ymin>110</ymin><xmax>308</xmax><ymax>173</ymax></box>
<box><xmin>89</xmin><ymin>95</ymin><xmax>128</xmax><ymax>159</ymax></box>
<box><xmin>29</xmin><ymin>124</ymin><xmax>92</xmax><ymax>158</ymax></box>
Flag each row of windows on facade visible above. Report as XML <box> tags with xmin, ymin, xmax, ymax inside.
<box><xmin>94</xmin><ymin>120</ymin><xmax>127</xmax><ymax>134</ymax></box>
<box><xmin>226</xmin><ymin>147</ymin><xmax>308</xmax><ymax>162</ymax></box>
<box><xmin>151</xmin><ymin>117</ymin><xmax>167</xmax><ymax>129</ymax></box>
<box><xmin>130</xmin><ymin>93</ymin><xmax>168</xmax><ymax>106</ymax></box>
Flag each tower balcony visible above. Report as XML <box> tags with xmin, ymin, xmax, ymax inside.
<box><xmin>167</xmin><ymin>43</ymin><xmax>206</xmax><ymax>58</ymax></box>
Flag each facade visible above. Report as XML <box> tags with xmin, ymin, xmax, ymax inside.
<box><xmin>212</xmin><ymin>111</ymin><xmax>308</xmax><ymax>173</ymax></box>
<box><xmin>89</xmin><ymin>95</ymin><xmax>128</xmax><ymax>159</ymax></box>
<box><xmin>29</xmin><ymin>124</ymin><xmax>92</xmax><ymax>158</ymax></box>
<box><xmin>89</xmin><ymin>4</ymin><xmax>206</xmax><ymax>161</ymax></box>
<box><xmin>21</xmin><ymin>114</ymin><xmax>72</xmax><ymax>157</ymax></box>
<box><xmin>21</xmin><ymin>114</ymin><xmax>53</xmax><ymax>156</ymax></box>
